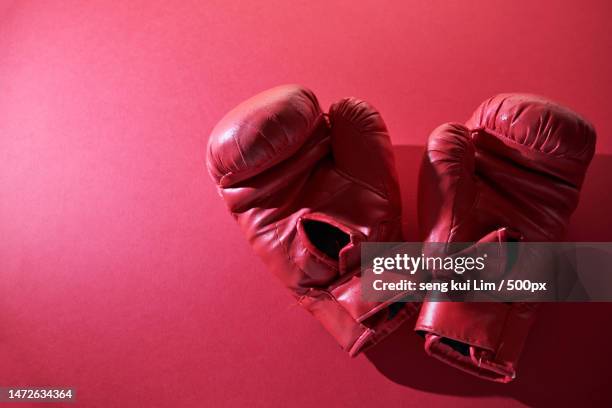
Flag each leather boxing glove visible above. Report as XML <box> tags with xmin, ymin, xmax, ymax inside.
<box><xmin>415</xmin><ymin>94</ymin><xmax>596</xmax><ymax>382</ymax></box>
<box><xmin>207</xmin><ymin>85</ymin><xmax>417</xmax><ymax>356</ymax></box>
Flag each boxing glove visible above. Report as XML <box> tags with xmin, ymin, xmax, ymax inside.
<box><xmin>415</xmin><ymin>94</ymin><xmax>596</xmax><ymax>382</ymax></box>
<box><xmin>207</xmin><ymin>85</ymin><xmax>417</xmax><ymax>356</ymax></box>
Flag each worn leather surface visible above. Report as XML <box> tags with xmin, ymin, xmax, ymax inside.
<box><xmin>207</xmin><ymin>85</ymin><xmax>417</xmax><ymax>356</ymax></box>
<box><xmin>415</xmin><ymin>94</ymin><xmax>597</xmax><ymax>382</ymax></box>
<box><xmin>2</xmin><ymin>2</ymin><xmax>611</xmax><ymax>406</ymax></box>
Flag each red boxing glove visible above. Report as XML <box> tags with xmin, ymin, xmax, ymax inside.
<box><xmin>415</xmin><ymin>94</ymin><xmax>596</xmax><ymax>382</ymax></box>
<box><xmin>207</xmin><ymin>85</ymin><xmax>417</xmax><ymax>356</ymax></box>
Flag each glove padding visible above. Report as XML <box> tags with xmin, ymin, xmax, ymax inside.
<box><xmin>208</xmin><ymin>85</ymin><xmax>417</xmax><ymax>356</ymax></box>
<box><xmin>415</xmin><ymin>94</ymin><xmax>596</xmax><ymax>382</ymax></box>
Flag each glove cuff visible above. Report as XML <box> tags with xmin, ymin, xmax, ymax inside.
<box><xmin>415</xmin><ymin>301</ymin><xmax>536</xmax><ymax>383</ymax></box>
<box><xmin>300</xmin><ymin>275</ymin><xmax>419</xmax><ymax>356</ymax></box>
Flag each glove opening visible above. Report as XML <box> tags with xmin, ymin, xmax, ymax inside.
<box><xmin>302</xmin><ymin>219</ymin><xmax>350</xmax><ymax>260</ymax></box>
<box><xmin>440</xmin><ymin>337</ymin><xmax>471</xmax><ymax>356</ymax></box>
<box><xmin>415</xmin><ymin>331</ymin><xmax>470</xmax><ymax>356</ymax></box>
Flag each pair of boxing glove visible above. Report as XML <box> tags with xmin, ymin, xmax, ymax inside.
<box><xmin>206</xmin><ymin>85</ymin><xmax>596</xmax><ymax>383</ymax></box>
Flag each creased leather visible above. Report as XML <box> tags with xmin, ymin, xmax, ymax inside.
<box><xmin>415</xmin><ymin>94</ymin><xmax>596</xmax><ymax>382</ymax></box>
<box><xmin>207</xmin><ymin>85</ymin><xmax>417</xmax><ymax>356</ymax></box>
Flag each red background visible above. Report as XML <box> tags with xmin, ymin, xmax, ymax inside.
<box><xmin>1</xmin><ymin>1</ymin><xmax>611</xmax><ymax>407</ymax></box>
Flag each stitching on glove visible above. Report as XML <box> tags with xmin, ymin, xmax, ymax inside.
<box><xmin>334</xmin><ymin>167</ymin><xmax>387</xmax><ymax>199</ymax></box>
